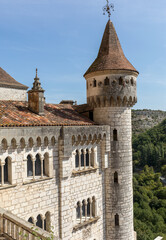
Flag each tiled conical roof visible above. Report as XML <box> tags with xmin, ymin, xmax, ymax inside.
<box><xmin>84</xmin><ymin>20</ymin><xmax>138</xmax><ymax>76</ymax></box>
<box><xmin>0</xmin><ymin>67</ymin><xmax>28</xmax><ymax>89</ymax></box>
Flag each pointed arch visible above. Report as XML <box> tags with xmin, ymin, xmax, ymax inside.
<box><xmin>35</xmin><ymin>154</ymin><xmax>41</xmax><ymax>176</ymax></box>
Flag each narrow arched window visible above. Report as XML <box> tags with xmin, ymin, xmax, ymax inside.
<box><xmin>36</xmin><ymin>137</ymin><xmax>41</xmax><ymax>147</ymax></box>
<box><xmin>113</xmin><ymin>129</ymin><xmax>118</xmax><ymax>141</ymax></box>
<box><xmin>35</xmin><ymin>154</ymin><xmax>41</xmax><ymax>176</ymax></box>
<box><xmin>29</xmin><ymin>138</ymin><xmax>34</xmax><ymax>148</ymax></box>
<box><xmin>20</xmin><ymin>138</ymin><xmax>25</xmax><ymax>149</ymax></box>
<box><xmin>93</xmin><ymin>79</ymin><xmax>97</xmax><ymax>87</ymax></box>
<box><xmin>28</xmin><ymin>217</ymin><xmax>34</xmax><ymax>224</ymax></box>
<box><xmin>36</xmin><ymin>215</ymin><xmax>42</xmax><ymax>228</ymax></box>
<box><xmin>51</xmin><ymin>136</ymin><xmax>56</xmax><ymax>146</ymax></box>
<box><xmin>4</xmin><ymin>158</ymin><xmax>8</xmax><ymax>183</ymax></box>
<box><xmin>114</xmin><ymin>171</ymin><xmax>118</xmax><ymax>183</ymax></box>
<box><xmin>86</xmin><ymin>149</ymin><xmax>89</xmax><ymax>167</ymax></box>
<box><xmin>92</xmin><ymin>197</ymin><xmax>96</xmax><ymax>217</ymax></box>
<box><xmin>75</xmin><ymin>150</ymin><xmax>79</xmax><ymax>168</ymax></box>
<box><xmin>81</xmin><ymin>149</ymin><xmax>84</xmax><ymax>167</ymax></box>
<box><xmin>119</xmin><ymin>77</ymin><xmax>123</xmax><ymax>85</ymax></box>
<box><xmin>115</xmin><ymin>214</ymin><xmax>119</xmax><ymax>226</ymax></box>
<box><xmin>104</xmin><ymin>77</ymin><xmax>109</xmax><ymax>85</ymax></box>
<box><xmin>27</xmin><ymin>155</ymin><xmax>33</xmax><ymax>177</ymax></box>
<box><xmin>43</xmin><ymin>158</ymin><xmax>46</xmax><ymax>176</ymax></box>
<box><xmin>44</xmin><ymin>137</ymin><xmax>49</xmax><ymax>147</ymax></box>
<box><xmin>87</xmin><ymin>198</ymin><xmax>90</xmax><ymax>217</ymax></box>
<box><xmin>76</xmin><ymin>202</ymin><xmax>80</xmax><ymax>219</ymax></box>
<box><xmin>131</xmin><ymin>77</ymin><xmax>134</xmax><ymax>86</ymax></box>
<box><xmin>45</xmin><ymin>212</ymin><xmax>51</xmax><ymax>232</ymax></box>
<box><xmin>82</xmin><ymin>200</ymin><xmax>85</xmax><ymax>217</ymax></box>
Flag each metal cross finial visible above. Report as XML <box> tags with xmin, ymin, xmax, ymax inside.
<box><xmin>103</xmin><ymin>0</ymin><xmax>114</xmax><ymax>20</ymax></box>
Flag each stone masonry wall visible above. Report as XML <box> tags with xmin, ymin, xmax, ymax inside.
<box><xmin>0</xmin><ymin>87</ymin><xmax>27</xmax><ymax>101</ymax></box>
<box><xmin>94</xmin><ymin>107</ymin><xmax>134</xmax><ymax>240</ymax></box>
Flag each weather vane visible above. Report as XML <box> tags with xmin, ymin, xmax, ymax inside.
<box><xmin>103</xmin><ymin>0</ymin><xmax>114</xmax><ymax>20</ymax></box>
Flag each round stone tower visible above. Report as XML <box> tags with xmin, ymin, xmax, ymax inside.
<box><xmin>84</xmin><ymin>20</ymin><xmax>139</xmax><ymax>240</ymax></box>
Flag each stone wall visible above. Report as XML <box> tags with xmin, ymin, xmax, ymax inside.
<box><xmin>0</xmin><ymin>124</ymin><xmax>110</xmax><ymax>240</ymax></box>
<box><xmin>0</xmin><ymin>87</ymin><xmax>27</xmax><ymax>101</ymax></box>
<box><xmin>94</xmin><ymin>107</ymin><xmax>134</xmax><ymax>240</ymax></box>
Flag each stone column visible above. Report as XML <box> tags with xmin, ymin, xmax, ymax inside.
<box><xmin>1</xmin><ymin>162</ymin><xmax>5</xmax><ymax>186</ymax></box>
<box><xmin>85</xmin><ymin>200</ymin><xmax>87</xmax><ymax>221</ymax></box>
<box><xmin>83</xmin><ymin>150</ymin><xmax>86</xmax><ymax>169</ymax></box>
<box><xmin>40</xmin><ymin>156</ymin><xmax>44</xmax><ymax>179</ymax></box>
<box><xmin>89</xmin><ymin>149</ymin><xmax>91</xmax><ymax>168</ymax></box>
<box><xmin>78</xmin><ymin>150</ymin><xmax>81</xmax><ymax>170</ymax></box>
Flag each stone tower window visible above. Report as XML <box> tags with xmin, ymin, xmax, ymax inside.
<box><xmin>75</xmin><ymin>150</ymin><xmax>79</xmax><ymax>168</ymax></box>
<box><xmin>36</xmin><ymin>137</ymin><xmax>41</xmax><ymax>147</ymax></box>
<box><xmin>113</xmin><ymin>129</ymin><xmax>118</xmax><ymax>141</ymax></box>
<box><xmin>104</xmin><ymin>77</ymin><xmax>109</xmax><ymax>85</ymax></box>
<box><xmin>87</xmin><ymin>198</ymin><xmax>90</xmax><ymax>217</ymax></box>
<box><xmin>28</xmin><ymin>217</ymin><xmax>34</xmax><ymax>224</ymax></box>
<box><xmin>2</xmin><ymin>139</ymin><xmax>8</xmax><ymax>150</ymax></box>
<box><xmin>81</xmin><ymin>149</ymin><xmax>84</xmax><ymax>167</ymax></box>
<box><xmin>114</xmin><ymin>171</ymin><xmax>118</xmax><ymax>183</ymax></box>
<box><xmin>36</xmin><ymin>215</ymin><xmax>43</xmax><ymax>228</ymax></box>
<box><xmin>20</xmin><ymin>138</ymin><xmax>25</xmax><ymax>149</ymax></box>
<box><xmin>51</xmin><ymin>136</ymin><xmax>56</xmax><ymax>146</ymax></box>
<box><xmin>76</xmin><ymin>201</ymin><xmax>81</xmax><ymax>219</ymax></box>
<box><xmin>93</xmin><ymin>79</ymin><xmax>97</xmax><ymax>87</ymax></box>
<box><xmin>28</xmin><ymin>138</ymin><xmax>34</xmax><ymax>148</ymax></box>
<box><xmin>44</xmin><ymin>137</ymin><xmax>49</xmax><ymax>147</ymax></box>
<box><xmin>27</xmin><ymin>155</ymin><xmax>33</xmax><ymax>177</ymax></box>
<box><xmin>11</xmin><ymin>138</ymin><xmax>17</xmax><ymax>149</ymax></box>
<box><xmin>119</xmin><ymin>77</ymin><xmax>123</xmax><ymax>85</ymax></box>
<box><xmin>82</xmin><ymin>200</ymin><xmax>86</xmax><ymax>218</ymax></box>
<box><xmin>131</xmin><ymin>77</ymin><xmax>134</xmax><ymax>86</ymax></box>
<box><xmin>115</xmin><ymin>214</ymin><xmax>119</xmax><ymax>226</ymax></box>
<box><xmin>86</xmin><ymin>149</ymin><xmax>89</xmax><ymax>167</ymax></box>
<box><xmin>4</xmin><ymin>158</ymin><xmax>9</xmax><ymax>183</ymax></box>
<box><xmin>35</xmin><ymin>154</ymin><xmax>41</xmax><ymax>176</ymax></box>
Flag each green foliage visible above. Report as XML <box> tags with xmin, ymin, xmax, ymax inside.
<box><xmin>133</xmin><ymin>119</ymin><xmax>166</xmax><ymax>171</ymax></box>
<box><xmin>133</xmin><ymin>166</ymin><xmax>166</xmax><ymax>240</ymax></box>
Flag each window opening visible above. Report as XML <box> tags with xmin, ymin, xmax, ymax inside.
<box><xmin>27</xmin><ymin>155</ymin><xmax>33</xmax><ymax>177</ymax></box>
<box><xmin>81</xmin><ymin>150</ymin><xmax>84</xmax><ymax>167</ymax></box>
<box><xmin>86</xmin><ymin>149</ymin><xmax>89</xmax><ymax>167</ymax></box>
<box><xmin>114</xmin><ymin>171</ymin><xmax>118</xmax><ymax>183</ymax></box>
<box><xmin>35</xmin><ymin>154</ymin><xmax>41</xmax><ymax>176</ymax></box>
<box><xmin>115</xmin><ymin>214</ymin><xmax>119</xmax><ymax>226</ymax></box>
<box><xmin>36</xmin><ymin>215</ymin><xmax>42</xmax><ymax>228</ymax></box>
<box><xmin>4</xmin><ymin>158</ymin><xmax>8</xmax><ymax>183</ymax></box>
<box><xmin>113</xmin><ymin>129</ymin><xmax>118</xmax><ymax>141</ymax></box>
<box><xmin>119</xmin><ymin>77</ymin><xmax>123</xmax><ymax>85</ymax></box>
<box><xmin>93</xmin><ymin>79</ymin><xmax>97</xmax><ymax>87</ymax></box>
<box><xmin>75</xmin><ymin>150</ymin><xmax>79</xmax><ymax>168</ymax></box>
<box><xmin>104</xmin><ymin>77</ymin><xmax>109</xmax><ymax>85</ymax></box>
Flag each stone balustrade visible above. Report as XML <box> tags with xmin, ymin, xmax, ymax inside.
<box><xmin>0</xmin><ymin>208</ymin><xmax>59</xmax><ymax>240</ymax></box>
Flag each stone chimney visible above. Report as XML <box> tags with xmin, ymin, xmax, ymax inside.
<box><xmin>28</xmin><ymin>69</ymin><xmax>45</xmax><ymax>115</ymax></box>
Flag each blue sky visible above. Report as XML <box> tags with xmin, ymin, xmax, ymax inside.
<box><xmin>0</xmin><ymin>0</ymin><xmax>166</xmax><ymax>110</ymax></box>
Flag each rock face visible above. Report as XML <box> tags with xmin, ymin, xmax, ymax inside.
<box><xmin>132</xmin><ymin>109</ymin><xmax>166</xmax><ymax>134</ymax></box>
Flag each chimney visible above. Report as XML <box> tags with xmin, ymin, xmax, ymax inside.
<box><xmin>28</xmin><ymin>68</ymin><xmax>45</xmax><ymax>115</ymax></box>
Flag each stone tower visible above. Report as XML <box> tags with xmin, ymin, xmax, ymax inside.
<box><xmin>84</xmin><ymin>20</ymin><xmax>139</xmax><ymax>240</ymax></box>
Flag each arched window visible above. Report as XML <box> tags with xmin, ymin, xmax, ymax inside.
<box><xmin>114</xmin><ymin>171</ymin><xmax>118</xmax><ymax>183</ymax></box>
<box><xmin>76</xmin><ymin>202</ymin><xmax>80</xmax><ymax>219</ymax></box>
<box><xmin>36</xmin><ymin>215</ymin><xmax>42</xmax><ymax>228</ymax></box>
<box><xmin>75</xmin><ymin>150</ymin><xmax>79</xmax><ymax>168</ymax></box>
<box><xmin>36</xmin><ymin>137</ymin><xmax>41</xmax><ymax>147</ymax></box>
<box><xmin>131</xmin><ymin>77</ymin><xmax>134</xmax><ymax>86</ymax></box>
<box><xmin>28</xmin><ymin>217</ymin><xmax>34</xmax><ymax>224</ymax></box>
<box><xmin>20</xmin><ymin>138</ymin><xmax>25</xmax><ymax>149</ymax></box>
<box><xmin>44</xmin><ymin>137</ymin><xmax>49</xmax><ymax>147</ymax></box>
<box><xmin>45</xmin><ymin>212</ymin><xmax>51</xmax><ymax>232</ymax></box>
<box><xmin>81</xmin><ymin>149</ymin><xmax>84</xmax><ymax>167</ymax></box>
<box><xmin>92</xmin><ymin>196</ymin><xmax>96</xmax><ymax>217</ymax></box>
<box><xmin>51</xmin><ymin>136</ymin><xmax>56</xmax><ymax>146</ymax></box>
<box><xmin>35</xmin><ymin>154</ymin><xmax>41</xmax><ymax>176</ymax></box>
<box><xmin>87</xmin><ymin>198</ymin><xmax>90</xmax><ymax>217</ymax></box>
<box><xmin>115</xmin><ymin>214</ymin><xmax>119</xmax><ymax>226</ymax></box>
<box><xmin>27</xmin><ymin>155</ymin><xmax>33</xmax><ymax>177</ymax></box>
<box><xmin>4</xmin><ymin>158</ymin><xmax>8</xmax><ymax>183</ymax></box>
<box><xmin>82</xmin><ymin>200</ymin><xmax>86</xmax><ymax>217</ymax></box>
<box><xmin>29</xmin><ymin>138</ymin><xmax>34</xmax><ymax>148</ymax></box>
<box><xmin>44</xmin><ymin>153</ymin><xmax>49</xmax><ymax>177</ymax></box>
<box><xmin>86</xmin><ymin>149</ymin><xmax>89</xmax><ymax>167</ymax></box>
<box><xmin>113</xmin><ymin>129</ymin><xmax>118</xmax><ymax>141</ymax></box>
<box><xmin>11</xmin><ymin>138</ymin><xmax>17</xmax><ymax>149</ymax></box>
<box><xmin>119</xmin><ymin>77</ymin><xmax>123</xmax><ymax>85</ymax></box>
<box><xmin>2</xmin><ymin>139</ymin><xmax>8</xmax><ymax>150</ymax></box>
<box><xmin>104</xmin><ymin>77</ymin><xmax>109</xmax><ymax>85</ymax></box>
<box><xmin>93</xmin><ymin>79</ymin><xmax>97</xmax><ymax>87</ymax></box>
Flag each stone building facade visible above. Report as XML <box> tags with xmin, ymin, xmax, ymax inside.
<box><xmin>0</xmin><ymin>20</ymin><xmax>138</xmax><ymax>240</ymax></box>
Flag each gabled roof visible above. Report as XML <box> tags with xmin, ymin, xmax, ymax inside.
<box><xmin>84</xmin><ymin>20</ymin><xmax>138</xmax><ymax>77</ymax></box>
<box><xmin>0</xmin><ymin>67</ymin><xmax>28</xmax><ymax>90</ymax></box>
<box><xmin>0</xmin><ymin>101</ymin><xmax>94</xmax><ymax>127</ymax></box>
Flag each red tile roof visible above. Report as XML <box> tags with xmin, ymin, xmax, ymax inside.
<box><xmin>84</xmin><ymin>20</ymin><xmax>138</xmax><ymax>77</ymax></box>
<box><xmin>0</xmin><ymin>101</ymin><xmax>94</xmax><ymax>127</ymax></box>
<box><xmin>0</xmin><ymin>67</ymin><xmax>28</xmax><ymax>90</ymax></box>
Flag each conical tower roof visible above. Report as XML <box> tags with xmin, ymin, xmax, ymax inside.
<box><xmin>84</xmin><ymin>20</ymin><xmax>138</xmax><ymax>77</ymax></box>
<box><xmin>0</xmin><ymin>67</ymin><xmax>28</xmax><ymax>89</ymax></box>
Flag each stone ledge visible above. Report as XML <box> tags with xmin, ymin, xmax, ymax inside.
<box><xmin>23</xmin><ymin>177</ymin><xmax>53</xmax><ymax>185</ymax></box>
<box><xmin>0</xmin><ymin>184</ymin><xmax>17</xmax><ymax>190</ymax></box>
<box><xmin>73</xmin><ymin>216</ymin><xmax>100</xmax><ymax>231</ymax></box>
<box><xmin>72</xmin><ymin>167</ymin><xmax>98</xmax><ymax>176</ymax></box>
